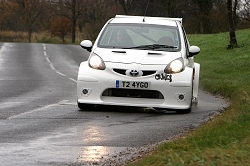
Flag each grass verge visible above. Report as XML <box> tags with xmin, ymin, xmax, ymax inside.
<box><xmin>127</xmin><ymin>28</ymin><xmax>250</xmax><ymax>166</ymax></box>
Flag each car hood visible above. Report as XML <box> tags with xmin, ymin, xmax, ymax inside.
<box><xmin>93</xmin><ymin>48</ymin><xmax>182</xmax><ymax>65</ymax></box>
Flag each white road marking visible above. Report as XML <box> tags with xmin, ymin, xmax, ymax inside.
<box><xmin>69</xmin><ymin>78</ymin><xmax>77</xmax><ymax>83</ymax></box>
<box><xmin>56</xmin><ymin>71</ymin><xmax>66</xmax><ymax>76</ymax></box>
<box><xmin>7</xmin><ymin>103</ymin><xmax>57</xmax><ymax>120</ymax></box>
<box><xmin>59</xmin><ymin>100</ymin><xmax>75</xmax><ymax>105</ymax></box>
<box><xmin>42</xmin><ymin>44</ymin><xmax>77</xmax><ymax>83</ymax></box>
<box><xmin>7</xmin><ymin>100</ymin><xmax>76</xmax><ymax>120</ymax></box>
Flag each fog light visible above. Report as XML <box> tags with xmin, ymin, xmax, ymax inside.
<box><xmin>175</xmin><ymin>93</ymin><xmax>186</xmax><ymax>101</ymax></box>
<box><xmin>178</xmin><ymin>94</ymin><xmax>185</xmax><ymax>100</ymax></box>
<box><xmin>81</xmin><ymin>88</ymin><xmax>91</xmax><ymax>96</ymax></box>
<box><xmin>82</xmin><ymin>89</ymin><xmax>89</xmax><ymax>94</ymax></box>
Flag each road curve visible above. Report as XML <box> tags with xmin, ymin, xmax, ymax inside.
<box><xmin>0</xmin><ymin>43</ymin><xmax>229</xmax><ymax>165</ymax></box>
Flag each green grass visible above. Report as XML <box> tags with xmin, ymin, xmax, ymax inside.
<box><xmin>127</xmin><ymin>29</ymin><xmax>250</xmax><ymax>166</ymax></box>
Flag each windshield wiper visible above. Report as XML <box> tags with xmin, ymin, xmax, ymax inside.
<box><xmin>125</xmin><ymin>44</ymin><xmax>177</xmax><ymax>50</ymax></box>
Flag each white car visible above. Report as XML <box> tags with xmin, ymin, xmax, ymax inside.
<box><xmin>77</xmin><ymin>15</ymin><xmax>200</xmax><ymax>113</ymax></box>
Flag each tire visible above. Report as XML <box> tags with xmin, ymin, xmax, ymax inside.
<box><xmin>78</xmin><ymin>102</ymin><xmax>95</xmax><ymax>110</ymax></box>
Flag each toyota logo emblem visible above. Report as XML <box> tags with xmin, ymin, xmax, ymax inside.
<box><xmin>130</xmin><ymin>70</ymin><xmax>139</xmax><ymax>76</ymax></box>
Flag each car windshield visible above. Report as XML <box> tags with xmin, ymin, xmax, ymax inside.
<box><xmin>98</xmin><ymin>23</ymin><xmax>181</xmax><ymax>51</ymax></box>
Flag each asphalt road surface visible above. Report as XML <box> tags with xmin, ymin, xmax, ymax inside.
<box><xmin>0</xmin><ymin>43</ymin><xmax>228</xmax><ymax>165</ymax></box>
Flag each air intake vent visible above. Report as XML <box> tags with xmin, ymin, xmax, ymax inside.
<box><xmin>102</xmin><ymin>88</ymin><xmax>164</xmax><ymax>99</ymax></box>
<box><xmin>113</xmin><ymin>69</ymin><xmax>126</xmax><ymax>75</ymax></box>
<box><xmin>113</xmin><ymin>69</ymin><xmax>156</xmax><ymax>76</ymax></box>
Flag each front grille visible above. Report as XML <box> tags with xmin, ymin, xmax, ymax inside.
<box><xmin>142</xmin><ymin>70</ymin><xmax>156</xmax><ymax>76</ymax></box>
<box><xmin>113</xmin><ymin>68</ymin><xmax>156</xmax><ymax>76</ymax></box>
<box><xmin>113</xmin><ymin>69</ymin><xmax>126</xmax><ymax>75</ymax></box>
<box><xmin>102</xmin><ymin>88</ymin><xmax>164</xmax><ymax>99</ymax></box>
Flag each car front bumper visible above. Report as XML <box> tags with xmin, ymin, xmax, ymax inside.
<box><xmin>77</xmin><ymin>62</ymin><xmax>193</xmax><ymax>110</ymax></box>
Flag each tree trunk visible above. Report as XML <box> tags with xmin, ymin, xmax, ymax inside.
<box><xmin>72</xmin><ymin>18</ymin><xmax>76</xmax><ymax>43</ymax></box>
<box><xmin>227</xmin><ymin>0</ymin><xmax>237</xmax><ymax>48</ymax></box>
<box><xmin>28</xmin><ymin>27</ymin><xmax>32</xmax><ymax>43</ymax></box>
<box><xmin>71</xmin><ymin>0</ymin><xmax>76</xmax><ymax>43</ymax></box>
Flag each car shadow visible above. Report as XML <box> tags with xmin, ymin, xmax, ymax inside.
<box><xmin>77</xmin><ymin>105</ymin><xmax>188</xmax><ymax>115</ymax></box>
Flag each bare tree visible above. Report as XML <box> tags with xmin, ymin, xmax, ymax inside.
<box><xmin>0</xmin><ymin>1</ymin><xmax>6</xmax><ymax>29</ymax></box>
<box><xmin>117</xmin><ymin>0</ymin><xmax>134</xmax><ymax>15</ymax></box>
<box><xmin>11</xmin><ymin>0</ymin><xmax>45</xmax><ymax>43</ymax></box>
<box><xmin>116</xmin><ymin>0</ymin><xmax>150</xmax><ymax>16</ymax></box>
<box><xmin>192</xmin><ymin>0</ymin><xmax>214</xmax><ymax>33</ymax></box>
<box><xmin>1</xmin><ymin>0</ymin><xmax>249</xmax><ymax>43</ymax></box>
<box><xmin>84</xmin><ymin>0</ymin><xmax>118</xmax><ymax>40</ymax></box>
<box><xmin>50</xmin><ymin>17</ymin><xmax>71</xmax><ymax>44</ymax></box>
<box><xmin>227</xmin><ymin>0</ymin><xmax>238</xmax><ymax>48</ymax></box>
<box><xmin>239</xmin><ymin>0</ymin><xmax>250</xmax><ymax>23</ymax></box>
<box><xmin>58</xmin><ymin>0</ymin><xmax>85</xmax><ymax>43</ymax></box>
<box><xmin>156</xmin><ymin>0</ymin><xmax>181</xmax><ymax>17</ymax></box>
<box><xmin>209</xmin><ymin>1</ymin><xmax>228</xmax><ymax>33</ymax></box>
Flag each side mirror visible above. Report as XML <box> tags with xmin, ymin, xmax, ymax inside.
<box><xmin>188</xmin><ymin>46</ymin><xmax>200</xmax><ymax>57</ymax></box>
<box><xmin>80</xmin><ymin>40</ymin><xmax>92</xmax><ymax>52</ymax></box>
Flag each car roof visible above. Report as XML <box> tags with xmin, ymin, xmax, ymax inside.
<box><xmin>109</xmin><ymin>15</ymin><xmax>182</xmax><ymax>27</ymax></box>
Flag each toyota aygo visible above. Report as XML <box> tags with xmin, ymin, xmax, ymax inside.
<box><xmin>77</xmin><ymin>15</ymin><xmax>200</xmax><ymax>113</ymax></box>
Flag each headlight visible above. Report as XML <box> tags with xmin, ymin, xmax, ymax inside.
<box><xmin>88</xmin><ymin>53</ymin><xmax>106</xmax><ymax>70</ymax></box>
<box><xmin>164</xmin><ymin>58</ymin><xmax>184</xmax><ymax>74</ymax></box>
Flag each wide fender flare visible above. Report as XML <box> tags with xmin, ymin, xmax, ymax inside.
<box><xmin>193</xmin><ymin>63</ymin><xmax>200</xmax><ymax>103</ymax></box>
<box><xmin>77</xmin><ymin>61</ymin><xmax>89</xmax><ymax>75</ymax></box>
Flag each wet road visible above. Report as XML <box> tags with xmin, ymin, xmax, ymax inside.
<box><xmin>0</xmin><ymin>43</ymin><xmax>228</xmax><ymax>165</ymax></box>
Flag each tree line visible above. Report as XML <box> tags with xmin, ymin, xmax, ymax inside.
<box><xmin>0</xmin><ymin>0</ymin><xmax>249</xmax><ymax>46</ymax></box>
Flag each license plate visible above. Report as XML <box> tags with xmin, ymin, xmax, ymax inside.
<box><xmin>116</xmin><ymin>80</ymin><xmax>151</xmax><ymax>89</ymax></box>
